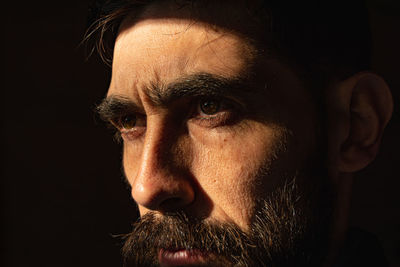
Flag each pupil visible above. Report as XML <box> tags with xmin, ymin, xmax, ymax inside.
<box><xmin>121</xmin><ymin>115</ymin><xmax>136</xmax><ymax>129</ymax></box>
<box><xmin>201</xmin><ymin>100</ymin><xmax>219</xmax><ymax>115</ymax></box>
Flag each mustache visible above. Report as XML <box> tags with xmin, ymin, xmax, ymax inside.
<box><xmin>120</xmin><ymin>180</ymin><xmax>333</xmax><ymax>267</ymax></box>
<box><xmin>122</xmin><ymin>212</ymin><xmax>251</xmax><ymax>266</ymax></box>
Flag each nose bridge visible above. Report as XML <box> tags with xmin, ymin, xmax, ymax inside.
<box><xmin>138</xmin><ymin>120</ymin><xmax>167</xmax><ymax>181</ymax></box>
<box><xmin>130</xmin><ymin>117</ymin><xmax>194</xmax><ymax>212</ymax></box>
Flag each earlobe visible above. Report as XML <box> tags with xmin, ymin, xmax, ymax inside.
<box><xmin>336</xmin><ymin>73</ymin><xmax>393</xmax><ymax>173</ymax></box>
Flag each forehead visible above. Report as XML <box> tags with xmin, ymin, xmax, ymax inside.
<box><xmin>109</xmin><ymin>3</ymin><xmax>256</xmax><ymax>96</ymax></box>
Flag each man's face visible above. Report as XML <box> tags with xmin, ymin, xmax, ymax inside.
<box><xmin>105</xmin><ymin>1</ymin><xmax>328</xmax><ymax>266</ymax></box>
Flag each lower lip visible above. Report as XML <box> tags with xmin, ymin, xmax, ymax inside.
<box><xmin>158</xmin><ymin>248</ymin><xmax>208</xmax><ymax>266</ymax></box>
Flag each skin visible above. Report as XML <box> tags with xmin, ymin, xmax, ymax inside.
<box><xmin>109</xmin><ymin>5</ymin><xmax>317</xmax><ymax>230</ymax></box>
<box><xmin>104</xmin><ymin>1</ymin><xmax>393</xmax><ymax>265</ymax></box>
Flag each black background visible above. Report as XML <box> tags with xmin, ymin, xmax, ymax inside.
<box><xmin>2</xmin><ymin>1</ymin><xmax>399</xmax><ymax>266</ymax></box>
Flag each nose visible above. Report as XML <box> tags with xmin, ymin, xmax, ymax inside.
<box><xmin>128</xmin><ymin>121</ymin><xmax>195</xmax><ymax>213</ymax></box>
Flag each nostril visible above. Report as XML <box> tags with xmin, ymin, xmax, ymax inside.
<box><xmin>159</xmin><ymin>197</ymin><xmax>191</xmax><ymax>212</ymax></box>
<box><xmin>131</xmin><ymin>178</ymin><xmax>195</xmax><ymax>213</ymax></box>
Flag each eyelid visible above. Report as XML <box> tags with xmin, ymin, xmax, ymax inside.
<box><xmin>107</xmin><ymin>112</ymin><xmax>146</xmax><ymax>142</ymax></box>
<box><xmin>119</xmin><ymin>116</ymin><xmax>147</xmax><ymax>141</ymax></box>
<box><xmin>198</xmin><ymin>96</ymin><xmax>241</xmax><ymax>113</ymax></box>
<box><xmin>190</xmin><ymin>97</ymin><xmax>242</xmax><ymax>127</ymax></box>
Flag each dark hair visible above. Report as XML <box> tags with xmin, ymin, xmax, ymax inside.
<box><xmin>84</xmin><ymin>0</ymin><xmax>371</xmax><ymax>86</ymax></box>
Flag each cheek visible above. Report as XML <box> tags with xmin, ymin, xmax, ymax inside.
<box><xmin>189</xmin><ymin>122</ymin><xmax>284</xmax><ymax>226</ymax></box>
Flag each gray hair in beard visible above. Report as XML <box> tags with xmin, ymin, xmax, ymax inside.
<box><xmin>121</xmin><ymin>178</ymin><xmax>333</xmax><ymax>267</ymax></box>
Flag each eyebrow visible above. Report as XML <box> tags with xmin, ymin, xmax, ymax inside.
<box><xmin>96</xmin><ymin>72</ymin><xmax>252</xmax><ymax>122</ymax></box>
<box><xmin>147</xmin><ymin>72</ymin><xmax>249</xmax><ymax>105</ymax></box>
<box><xmin>96</xmin><ymin>95</ymin><xmax>137</xmax><ymax>123</ymax></box>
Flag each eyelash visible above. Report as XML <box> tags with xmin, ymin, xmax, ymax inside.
<box><xmin>189</xmin><ymin>97</ymin><xmax>238</xmax><ymax>127</ymax></box>
<box><xmin>110</xmin><ymin>114</ymin><xmax>146</xmax><ymax>142</ymax></box>
<box><xmin>109</xmin><ymin>97</ymin><xmax>240</xmax><ymax>142</ymax></box>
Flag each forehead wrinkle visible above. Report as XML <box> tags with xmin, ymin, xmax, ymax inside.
<box><xmin>116</xmin><ymin>15</ymin><xmax>258</xmax><ymax>75</ymax></box>
<box><xmin>199</xmin><ymin>33</ymin><xmax>244</xmax><ymax>75</ymax></box>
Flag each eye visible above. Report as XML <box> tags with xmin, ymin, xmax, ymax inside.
<box><xmin>109</xmin><ymin>113</ymin><xmax>146</xmax><ymax>142</ymax></box>
<box><xmin>119</xmin><ymin>115</ymin><xmax>137</xmax><ymax>130</ymax></box>
<box><xmin>199</xmin><ymin>99</ymin><xmax>220</xmax><ymax>115</ymax></box>
<box><xmin>191</xmin><ymin>97</ymin><xmax>241</xmax><ymax>128</ymax></box>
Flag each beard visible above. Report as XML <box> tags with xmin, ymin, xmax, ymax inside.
<box><xmin>121</xmin><ymin>176</ymin><xmax>334</xmax><ymax>267</ymax></box>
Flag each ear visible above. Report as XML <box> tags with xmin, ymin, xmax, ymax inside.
<box><xmin>327</xmin><ymin>72</ymin><xmax>393</xmax><ymax>173</ymax></box>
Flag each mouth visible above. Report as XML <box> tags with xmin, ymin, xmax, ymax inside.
<box><xmin>158</xmin><ymin>248</ymin><xmax>210</xmax><ymax>266</ymax></box>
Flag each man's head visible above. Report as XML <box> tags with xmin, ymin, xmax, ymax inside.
<box><xmin>89</xmin><ymin>0</ymin><xmax>393</xmax><ymax>266</ymax></box>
